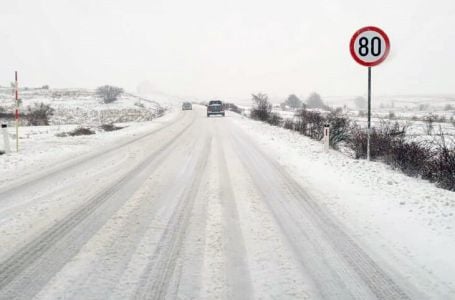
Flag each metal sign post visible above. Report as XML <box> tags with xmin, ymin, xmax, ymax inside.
<box><xmin>367</xmin><ymin>67</ymin><xmax>371</xmax><ymax>160</ymax></box>
<box><xmin>350</xmin><ymin>26</ymin><xmax>390</xmax><ymax>161</ymax></box>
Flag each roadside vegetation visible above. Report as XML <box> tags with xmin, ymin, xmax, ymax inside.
<box><xmin>56</xmin><ymin>127</ymin><xmax>96</xmax><ymax>137</ymax></box>
<box><xmin>96</xmin><ymin>85</ymin><xmax>124</xmax><ymax>104</ymax></box>
<box><xmin>25</xmin><ymin>103</ymin><xmax>54</xmax><ymax>126</ymax></box>
<box><xmin>248</xmin><ymin>93</ymin><xmax>455</xmax><ymax>191</ymax></box>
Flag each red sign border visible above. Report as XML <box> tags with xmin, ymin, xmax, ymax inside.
<box><xmin>350</xmin><ymin>26</ymin><xmax>390</xmax><ymax>67</ymax></box>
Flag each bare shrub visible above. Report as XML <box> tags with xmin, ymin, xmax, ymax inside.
<box><xmin>327</xmin><ymin>111</ymin><xmax>351</xmax><ymax>149</ymax></box>
<box><xmin>250</xmin><ymin>93</ymin><xmax>272</xmax><ymax>122</ymax></box>
<box><xmin>304</xmin><ymin>110</ymin><xmax>325</xmax><ymax>140</ymax></box>
<box><xmin>424</xmin><ymin>114</ymin><xmax>436</xmax><ymax>135</ymax></box>
<box><xmin>26</xmin><ymin>103</ymin><xmax>54</xmax><ymax>126</ymax></box>
<box><xmin>386</xmin><ymin>140</ymin><xmax>434</xmax><ymax>177</ymax></box>
<box><xmin>68</xmin><ymin>127</ymin><xmax>95</xmax><ymax>136</ymax></box>
<box><xmin>430</xmin><ymin>133</ymin><xmax>455</xmax><ymax>191</ymax></box>
<box><xmin>283</xmin><ymin>119</ymin><xmax>295</xmax><ymax>130</ymax></box>
<box><xmin>100</xmin><ymin>123</ymin><xmax>123</xmax><ymax>132</ymax></box>
<box><xmin>267</xmin><ymin>112</ymin><xmax>283</xmax><ymax>126</ymax></box>
<box><xmin>96</xmin><ymin>85</ymin><xmax>124</xmax><ymax>104</ymax></box>
<box><xmin>348</xmin><ymin>121</ymin><xmax>407</xmax><ymax>159</ymax></box>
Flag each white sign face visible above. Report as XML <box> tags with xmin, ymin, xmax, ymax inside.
<box><xmin>350</xmin><ymin>26</ymin><xmax>390</xmax><ymax>67</ymax></box>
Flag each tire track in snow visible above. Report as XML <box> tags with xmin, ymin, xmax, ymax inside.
<box><xmin>215</xmin><ymin>124</ymin><xmax>254</xmax><ymax>299</ymax></box>
<box><xmin>0</xmin><ymin>111</ymin><xmax>189</xmax><ymax>199</ymax></box>
<box><xmin>230</xmin><ymin>125</ymin><xmax>414</xmax><ymax>300</ymax></box>
<box><xmin>0</xmin><ymin>114</ymin><xmax>196</xmax><ymax>299</ymax></box>
<box><xmin>134</xmin><ymin>134</ymin><xmax>212</xmax><ymax>300</ymax></box>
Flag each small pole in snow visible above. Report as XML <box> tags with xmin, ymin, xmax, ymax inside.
<box><xmin>1</xmin><ymin>124</ymin><xmax>11</xmax><ymax>154</ymax></box>
<box><xmin>15</xmin><ymin>71</ymin><xmax>19</xmax><ymax>153</ymax></box>
<box><xmin>323</xmin><ymin>123</ymin><xmax>330</xmax><ymax>153</ymax></box>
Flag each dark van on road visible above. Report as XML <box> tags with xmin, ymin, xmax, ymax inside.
<box><xmin>207</xmin><ymin>100</ymin><xmax>225</xmax><ymax>117</ymax></box>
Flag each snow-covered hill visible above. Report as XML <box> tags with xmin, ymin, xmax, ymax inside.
<box><xmin>0</xmin><ymin>88</ymin><xmax>166</xmax><ymax>126</ymax></box>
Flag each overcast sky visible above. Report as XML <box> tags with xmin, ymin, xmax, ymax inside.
<box><xmin>1</xmin><ymin>0</ymin><xmax>454</xmax><ymax>101</ymax></box>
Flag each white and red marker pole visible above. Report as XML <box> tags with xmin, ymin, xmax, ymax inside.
<box><xmin>15</xmin><ymin>71</ymin><xmax>19</xmax><ymax>152</ymax></box>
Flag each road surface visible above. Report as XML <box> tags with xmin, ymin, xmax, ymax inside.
<box><xmin>0</xmin><ymin>106</ymin><xmax>424</xmax><ymax>299</ymax></box>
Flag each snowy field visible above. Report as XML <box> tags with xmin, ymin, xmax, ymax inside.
<box><xmin>239</xmin><ymin>95</ymin><xmax>455</xmax><ymax>148</ymax></box>
<box><xmin>0</xmin><ymin>87</ymin><xmax>165</xmax><ymax>127</ymax></box>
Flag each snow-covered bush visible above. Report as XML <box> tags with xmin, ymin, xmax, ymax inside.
<box><xmin>250</xmin><ymin>93</ymin><xmax>272</xmax><ymax>122</ymax></box>
<box><xmin>429</xmin><ymin>134</ymin><xmax>455</xmax><ymax>190</ymax></box>
<box><xmin>348</xmin><ymin>121</ymin><xmax>407</xmax><ymax>160</ymax></box>
<box><xmin>266</xmin><ymin>112</ymin><xmax>283</xmax><ymax>126</ymax></box>
<box><xmin>295</xmin><ymin>109</ymin><xmax>325</xmax><ymax>140</ymax></box>
<box><xmin>68</xmin><ymin>127</ymin><xmax>95</xmax><ymax>136</ymax></box>
<box><xmin>327</xmin><ymin>111</ymin><xmax>351</xmax><ymax>149</ymax></box>
<box><xmin>96</xmin><ymin>85</ymin><xmax>124</xmax><ymax>104</ymax></box>
<box><xmin>100</xmin><ymin>123</ymin><xmax>123</xmax><ymax>132</ymax></box>
<box><xmin>25</xmin><ymin>102</ymin><xmax>54</xmax><ymax>126</ymax></box>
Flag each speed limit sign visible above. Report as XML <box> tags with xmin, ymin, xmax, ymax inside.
<box><xmin>350</xmin><ymin>26</ymin><xmax>390</xmax><ymax>161</ymax></box>
<box><xmin>350</xmin><ymin>26</ymin><xmax>390</xmax><ymax>67</ymax></box>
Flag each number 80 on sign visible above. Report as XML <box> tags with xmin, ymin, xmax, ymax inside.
<box><xmin>350</xmin><ymin>26</ymin><xmax>390</xmax><ymax>67</ymax></box>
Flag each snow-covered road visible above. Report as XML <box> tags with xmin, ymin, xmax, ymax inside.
<box><xmin>0</xmin><ymin>106</ymin><xmax>452</xmax><ymax>299</ymax></box>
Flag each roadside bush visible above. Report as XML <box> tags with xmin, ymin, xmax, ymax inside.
<box><xmin>295</xmin><ymin>109</ymin><xmax>325</xmax><ymax>140</ymax></box>
<box><xmin>386</xmin><ymin>140</ymin><xmax>434</xmax><ymax>177</ymax></box>
<box><xmin>327</xmin><ymin>111</ymin><xmax>350</xmax><ymax>149</ymax></box>
<box><xmin>25</xmin><ymin>102</ymin><xmax>54</xmax><ymax>126</ymax></box>
<box><xmin>266</xmin><ymin>112</ymin><xmax>283</xmax><ymax>126</ymax></box>
<box><xmin>100</xmin><ymin>123</ymin><xmax>123</xmax><ymax>132</ymax></box>
<box><xmin>283</xmin><ymin>119</ymin><xmax>295</xmax><ymax>130</ymax></box>
<box><xmin>250</xmin><ymin>93</ymin><xmax>272</xmax><ymax>122</ymax></box>
<box><xmin>68</xmin><ymin>127</ymin><xmax>95</xmax><ymax>136</ymax></box>
<box><xmin>429</xmin><ymin>134</ymin><xmax>455</xmax><ymax>190</ymax></box>
<box><xmin>96</xmin><ymin>85</ymin><xmax>124</xmax><ymax>104</ymax></box>
<box><xmin>348</xmin><ymin>121</ymin><xmax>407</xmax><ymax>159</ymax></box>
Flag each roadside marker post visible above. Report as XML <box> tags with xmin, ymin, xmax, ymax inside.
<box><xmin>350</xmin><ymin>26</ymin><xmax>390</xmax><ymax>160</ymax></box>
<box><xmin>323</xmin><ymin>124</ymin><xmax>330</xmax><ymax>153</ymax></box>
<box><xmin>14</xmin><ymin>71</ymin><xmax>19</xmax><ymax>152</ymax></box>
<box><xmin>1</xmin><ymin>124</ymin><xmax>11</xmax><ymax>154</ymax></box>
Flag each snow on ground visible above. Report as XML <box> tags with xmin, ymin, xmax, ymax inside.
<box><xmin>0</xmin><ymin>88</ymin><xmax>165</xmax><ymax>127</ymax></box>
<box><xmin>0</xmin><ymin>108</ymin><xmax>180</xmax><ymax>187</ymax></box>
<box><xmin>231</xmin><ymin>113</ymin><xmax>455</xmax><ymax>295</ymax></box>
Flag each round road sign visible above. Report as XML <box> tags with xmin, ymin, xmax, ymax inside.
<box><xmin>350</xmin><ymin>26</ymin><xmax>390</xmax><ymax>67</ymax></box>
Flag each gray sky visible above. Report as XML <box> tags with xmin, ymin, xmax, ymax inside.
<box><xmin>1</xmin><ymin>0</ymin><xmax>454</xmax><ymax>100</ymax></box>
